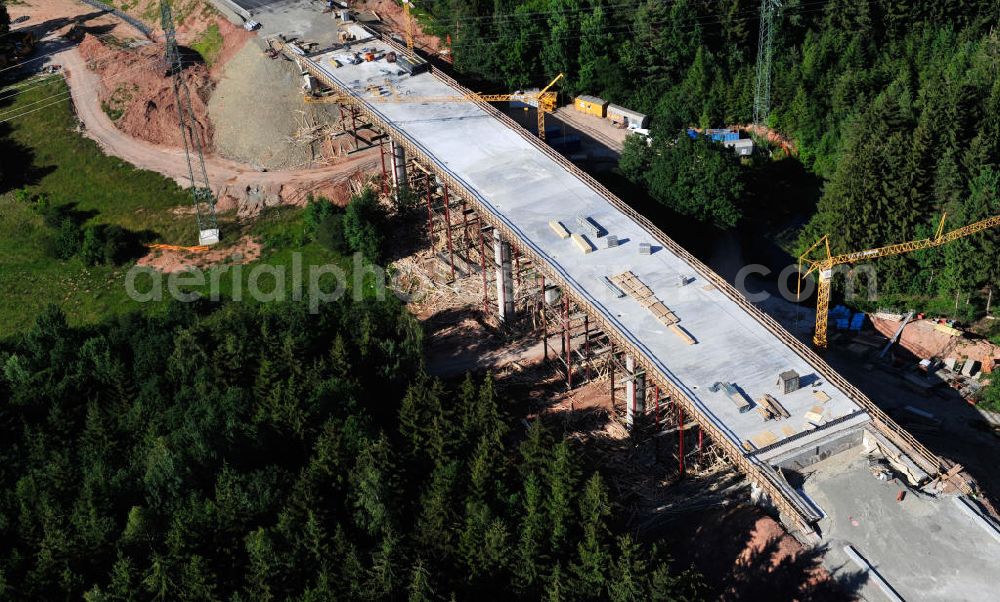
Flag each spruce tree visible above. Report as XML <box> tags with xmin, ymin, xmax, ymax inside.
<box><xmin>607</xmin><ymin>535</ymin><xmax>648</xmax><ymax>602</ymax></box>
<box><xmin>407</xmin><ymin>559</ymin><xmax>433</xmax><ymax>602</ymax></box>
<box><xmin>571</xmin><ymin>474</ymin><xmax>611</xmax><ymax>598</ymax></box>
<box><xmin>544</xmin><ymin>440</ymin><xmax>578</xmax><ymax>554</ymax></box>
<box><xmin>513</xmin><ymin>473</ymin><xmax>547</xmax><ymax>595</ymax></box>
<box><xmin>414</xmin><ymin>460</ymin><xmax>458</xmax><ymax>557</ymax></box>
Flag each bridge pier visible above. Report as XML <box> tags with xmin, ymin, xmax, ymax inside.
<box><xmin>390</xmin><ymin>140</ymin><xmax>408</xmax><ymax>202</ymax></box>
<box><xmin>493</xmin><ymin>230</ymin><xmax>515</xmax><ymax>323</ymax></box>
<box><xmin>626</xmin><ymin>355</ymin><xmax>645</xmax><ymax>429</ymax></box>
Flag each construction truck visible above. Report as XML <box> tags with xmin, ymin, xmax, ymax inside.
<box><xmin>0</xmin><ymin>30</ymin><xmax>35</xmax><ymax>70</ymax></box>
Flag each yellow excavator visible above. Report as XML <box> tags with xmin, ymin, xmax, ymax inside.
<box><xmin>799</xmin><ymin>213</ymin><xmax>1000</xmax><ymax>347</ymax></box>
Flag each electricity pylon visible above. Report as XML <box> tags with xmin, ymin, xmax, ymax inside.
<box><xmin>753</xmin><ymin>0</ymin><xmax>781</xmax><ymax>128</ymax></box>
<box><xmin>160</xmin><ymin>1</ymin><xmax>219</xmax><ymax>245</ymax></box>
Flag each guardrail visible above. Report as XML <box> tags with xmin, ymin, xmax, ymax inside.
<box><xmin>210</xmin><ymin>0</ymin><xmax>253</xmax><ymax>22</ymax></box>
<box><xmin>368</xmin><ymin>31</ymin><xmax>947</xmax><ymax>483</ymax></box>
<box><xmin>291</xmin><ymin>48</ymin><xmax>820</xmax><ymax>533</ymax></box>
<box><xmin>287</xmin><ymin>32</ymin><xmax>957</xmax><ymax>527</ymax></box>
<box><xmin>78</xmin><ymin>0</ymin><xmax>153</xmax><ymax>39</ymax></box>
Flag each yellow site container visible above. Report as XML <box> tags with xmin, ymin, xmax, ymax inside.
<box><xmin>574</xmin><ymin>95</ymin><xmax>608</xmax><ymax>118</ymax></box>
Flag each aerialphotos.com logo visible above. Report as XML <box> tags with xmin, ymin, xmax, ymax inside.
<box><xmin>123</xmin><ymin>252</ymin><xmax>417</xmax><ymax>313</ymax></box>
<box><xmin>125</xmin><ymin>253</ymin><xmax>881</xmax><ymax>314</ymax></box>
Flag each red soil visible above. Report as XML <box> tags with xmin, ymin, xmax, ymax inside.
<box><xmin>871</xmin><ymin>316</ymin><xmax>999</xmax><ymax>371</ymax></box>
<box><xmin>78</xmin><ymin>33</ymin><xmax>215</xmax><ymax>150</ymax></box>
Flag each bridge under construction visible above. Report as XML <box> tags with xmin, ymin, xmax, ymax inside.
<box><xmin>270</xmin><ymin>21</ymin><xmax>1000</xmax><ymax>600</ymax></box>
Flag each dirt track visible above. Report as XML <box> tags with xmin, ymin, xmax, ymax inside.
<box><xmin>61</xmin><ymin>47</ymin><xmax>378</xmax><ymax>211</ymax></box>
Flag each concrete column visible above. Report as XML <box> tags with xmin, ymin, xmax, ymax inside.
<box><xmin>493</xmin><ymin>230</ymin><xmax>515</xmax><ymax>322</ymax></box>
<box><xmin>390</xmin><ymin>140</ymin><xmax>408</xmax><ymax>202</ymax></box>
<box><xmin>626</xmin><ymin>355</ymin><xmax>645</xmax><ymax>429</ymax></box>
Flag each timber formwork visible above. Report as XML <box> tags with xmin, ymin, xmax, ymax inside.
<box><xmin>288</xmin><ymin>33</ymin><xmax>959</xmax><ymax>535</ymax></box>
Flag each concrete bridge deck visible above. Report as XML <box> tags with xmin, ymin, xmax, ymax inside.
<box><xmin>298</xmin><ymin>32</ymin><xmax>883</xmax><ymax>525</ymax></box>
<box><xmin>264</xmin><ymin>22</ymin><xmax>1000</xmax><ymax>599</ymax></box>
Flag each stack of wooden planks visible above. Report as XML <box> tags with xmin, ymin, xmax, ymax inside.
<box><xmin>610</xmin><ymin>272</ymin><xmax>696</xmax><ymax>344</ymax></box>
<box><xmin>756</xmin><ymin>393</ymin><xmax>790</xmax><ymax>421</ymax></box>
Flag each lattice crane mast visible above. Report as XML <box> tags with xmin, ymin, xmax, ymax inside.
<box><xmin>799</xmin><ymin>213</ymin><xmax>1000</xmax><ymax>348</ymax></box>
<box><xmin>160</xmin><ymin>1</ymin><xmax>220</xmax><ymax>245</ymax></box>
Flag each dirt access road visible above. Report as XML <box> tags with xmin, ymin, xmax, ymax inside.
<box><xmin>61</xmin><ymin>47</ymin><xmax>378</xmax><ymax>212</ymax></box>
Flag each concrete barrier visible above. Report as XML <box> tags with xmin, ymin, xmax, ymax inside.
<box><xmin>843</xmin><ymin>545</ymin><xmax>905</xmax><ymax>602</ymax></box>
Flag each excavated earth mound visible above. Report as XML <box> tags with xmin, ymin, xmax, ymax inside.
<box><xmin>78</xmin><ymin>33</ymin><xmax>214</xmax><ymax>150</ymax></box>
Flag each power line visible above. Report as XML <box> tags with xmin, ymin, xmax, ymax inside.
<box><xmin>0</xmin><ymin>32</ymin><xmax>125</xmax><ymax>75</ymax></box>
<box><xmin>0</xmin><ymin>57</ymin><xmax>198</xmax><ymax>123</ymax></box>
<box><xmin>446</xmin><ymin>2</ymin><xmax>828</xmax><ymax>49</ymax></box>
<box><xmin>441</xmin><ymin>0</ymin><xmax>826</xmax><ymax>34</ymax></box>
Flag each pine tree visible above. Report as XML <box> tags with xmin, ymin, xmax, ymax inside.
<box><xmin>350</xmin><ymin>434</ymin><xmax>396</xmax><ymax>536</ymax></box>
<box><xmin>513</xmin><ymin>472</ymin><xmax>547</xmax><ymax>595</ymax></box>
<box><xmin>398</xmin><ymin>373</ymin><xmax>448</xmax><ymax>465</ymax></box>
<box><xmin>367</xmin><ymin>529</ymin><xmax>400</xmax><ymax>598</ymax></box>
<box><xmin>518</xmin><ymin>419</ymin><xmax>550</xmax><ymax>482</ymax></box>
<box><xmin>544</xmin><ymin>440</ymin><xmax>578</xmax><ymax>554</ymax></box>
<box><xmin>414</xmin><ymin>459</ymin><xmax>458</xmax><ymax>556</ymax></box>
<box><xmin>607</xmin><ymin>535</ymin><xmax>648</xmax><ymax>602</ymax></box>
<box><xmin>455</xmin><ymin>372</ymin><xmax>478</xmax><ymax>450</ymax></box>
<box><xmin>332</xmin><ymin>524</ymin><xmax>367</xmax><ymax>600</ymax></box>
<box><xmin>407</xmin><ymin>559</ymin><xmax>434</xmax><ymax>602</ymax></box>
<box><xmin>328</xmin><ymin>334</ymin><xmax>351</xmax><ymax>378</ymax></box>
<box><xmin>303</xmin><ymin>511</ymin><xmax>330</xmax><ymax>572</ymax></box>
<box><xmin>576</xmin><ymin>2</ymin><xmax>616</xmax><ymax>95</ymax></box>
<box><xmin>545</xmin><ymin>562</ymin><xmax>567</xmax><ymax>602</ymax></box>
<box><xmin>476</xmin><ymin>372</ymin><xmax>507</xmax><ymax>447</ymax></box>
<box><xmin>541</xmin><ymin>0</ymin><xmax>580</xmax><ymax>85</ymax></box>
<box><xmin>468</xmin><ymin>435</ymin><xmax>496</xmax><ymax>502</ymax></box>
<box><xmin>571</xmin><ymin>474</ymin><xmax>611</xmax><ymax>598</ymax></box>
<box><xmin>142</xmin><ymin>554</ymin><xmax>175</xmax><ymax>602</ymax></box>
<box><xmin>178</xmin><ymin>555</ymin><xmax>219</xmax><ymax>602</ymax></box>
<box><xmin>244</xmin><ymin>529</ymin><xmax>275</xmax><ymax>602</ymax></box>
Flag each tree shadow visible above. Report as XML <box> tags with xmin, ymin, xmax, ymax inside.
<box><xmin>649</xmin><ymin>506</ymin><xmax>865</xmax><ymax>601</ymax></box>
<box><xmin>174</xmin><ymin>45</ymin><xmax>207</xmax><ymax>73</ymax></box>
<box><xmin>723</xmin><ymin>534</ymin><xmax>866</xmax><ymax>601</ymax></box>
<box><xmin>9</xmin><ymin>11</ymin><xmax>114</xmax><ymax>43</ymax></box>
<box><xmin>0</xmin><ymin>122</ymin><xmax>52</xmax><ymax>193</ymax></box>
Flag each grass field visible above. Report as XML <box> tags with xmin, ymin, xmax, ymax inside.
<box><xmin>0</xmin><ymin>76</ymin><xmax>356</xmax><ymax>337</ymax></box>
<box><xmin>191</xmin><ymin>23</ymin><xmax>224</xmax><ymax>66</ymax></box>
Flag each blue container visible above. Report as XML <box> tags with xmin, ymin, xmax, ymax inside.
<box><xmin>686</xmin><ymin>128</ymin><xmax>699</xmax><ymax>139</ymax></box>
<box><xmin>724</xmin><ymin>132</ymin><xmax>740</xmax><ymax>142</ymax></box>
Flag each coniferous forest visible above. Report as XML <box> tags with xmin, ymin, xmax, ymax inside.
<box><xmin>0</xmin><ymin>302</ymin><xmax>702</xmax><ymax>600</ymax></box>
<box><xmin>426</xmin><ymin>0</ymin><xmax>999</xmax><ymax>307</ymax></box>
<box><xmin>2</xmin><ymin>0</ymin><xmax>1000</xmax><ymax>598</ymax></box>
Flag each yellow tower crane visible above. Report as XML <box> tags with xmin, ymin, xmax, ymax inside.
<box><xmin>799</xmin><ymin>213</ymin><xmax>1000</xmax><ymax>348</ymax></box>
<box><xmin>319</xmin><ymin>73</ymin><xmax>566</xmax><ymax>140</ymax></box>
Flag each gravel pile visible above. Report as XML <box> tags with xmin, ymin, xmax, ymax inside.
<box><xmin>208</xmin><ymin>41</ymin><xmax>340</xmax><ymax>170</ymax></box>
